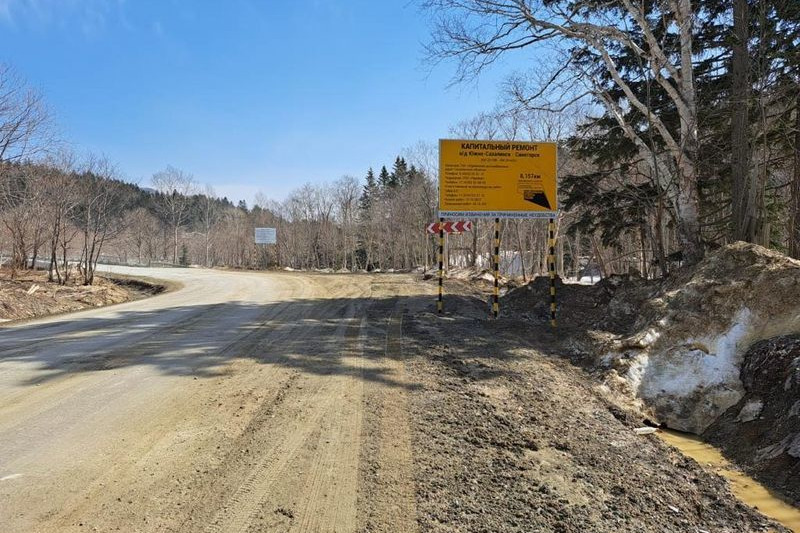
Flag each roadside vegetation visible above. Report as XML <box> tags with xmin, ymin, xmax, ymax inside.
<box><xmin>1</xmin><ymin>0</ymin><xmax>798</xmax><ymax>281</ymax></box>
<box><xmin>0</xmin><ymin>0</ymin><xmax>797</xmax><ymax>374</ymax></box>
<box><xmin>0</xmin><ymin>267</ymin><xmax>163</xmax><ymax>322</ymax></box>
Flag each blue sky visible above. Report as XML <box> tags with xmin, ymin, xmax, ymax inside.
<box><xmin>0</xmin><ymin>0</ymin><xmax>517</xmax><ymax>203</ymax></box>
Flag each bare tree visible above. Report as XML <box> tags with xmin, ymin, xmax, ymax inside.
<box><xmin>41</xmin><ymin>152</ymin><xmax>80</xmax><ymax>283</ymax></box>
<box><xmin>123</xmin><ymin>207</ymin><xmax>160</xmax><ymax>266</ymax></box>
<box><xmin>0</xmin><ymin>64</ymin><xmax>56</xmax><ymax>278</ymax></box>
<box><xmin>730</xmin><ymin>0</ymin><xmax>755</xmax><ymax>242</ymax></box>
<box><xmin>423</xmin><ymin>0</ymin><xmax>704</xmax><ymax>264</ymax></box>
<box><xmin>0</xmin><ymin>162</ymin><xmax>34</xmax><ymax>275</ymax></box>
<box><xmin>151</xmin><ymin>166</ymin><xmax>197</xmax><ymax>264</ymax></box>
<box><xmin>792</xmin><ymin>95</ymin><xmax>800</xmax><ymax>258</ymax></box>
<box><xmin>26</xmin><ymin>169</ymin><xmax>50</xmax><ymax>270</ymax></box>
<box><xmin>332</xmin><ymin>176</ymin><xmax>360</xmax><ymax>270</ymax></box>
<box><xmin>0</xmin><ymin>64</ymin><xmax>54</xmax><ymax>162</ymax></box>
<box><xmin>75</xmin><ymin>155</ymin><xmax>130</xmax><ymax>285</ymax></box>
<box><xmin>202</xmin><ymin>184</ymin><xmax>218</xmax><ymax>267</ymax></box>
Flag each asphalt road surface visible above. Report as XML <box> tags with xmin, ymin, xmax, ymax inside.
<box><xmin>0</xmin><ymin>266</ymin><xmax>429</xmax><ymax>533</ymax></box>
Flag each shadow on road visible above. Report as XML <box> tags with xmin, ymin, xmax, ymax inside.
<box><xmin>0</xmin><ymin>291</ymin><xmax>526</xmax><ymax>390</ymax></box>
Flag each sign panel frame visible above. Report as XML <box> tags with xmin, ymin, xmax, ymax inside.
<box><xmin>438</xmin><ymin>139</ymin><xmax>558</xmax><ymax>219</ymax></box>
<box><xmin>254</xmin><ymin>227</ymin><xmax>277</xmax><ymax>245</ymax></box>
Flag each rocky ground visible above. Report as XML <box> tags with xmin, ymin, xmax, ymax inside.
<box><xmin>399</xmin><ymin>306</ymin><xmax>784</xmax><ymax>532</ymax></box>
<box><xmin>0</xmin><ymin>268</ymin><xmax>165</xmax><ymax>322</ymax></box>
<box><xmin>405</xmin><ymin>242</ymin><xmax>800</xmax><ymax>529</ymax></box>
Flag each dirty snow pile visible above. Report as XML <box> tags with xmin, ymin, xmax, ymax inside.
<box><xmin>603</xmin><ymin>243</ymin><xmax>800</xmax><ymax>434</ymax></box>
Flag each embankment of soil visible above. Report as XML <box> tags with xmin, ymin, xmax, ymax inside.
<box><xmin>400</xmin><ymin>309</ymin><xmax>784</xmax><ymax>532</ymax></box>
<box><xmin>499</xmin><ymin>242</ymin><xmax>800</xmax><ymax>508</ymax></box>
<box><xmin>504</xmin><ymin>242</ymin><xmax>800</xmax><ymax>435</ymax></box>
<box><xmin>0</xmin><ymin>269</ymin><xmax>165</xmax><ymax>323</ymax></box>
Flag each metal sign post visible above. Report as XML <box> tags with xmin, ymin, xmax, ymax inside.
<box><xmin>493</xmin><ymin>218</ymin><xmax>500</xmax><ymax>319</ymax></box>
<box><xmin>429</xmin><ymin>218</ymin><xmax>475</xmax><ymax>313</ymax></box>
<box><xmin>548</xmin><ymin>218</ymin><xmax>557</xmax><ymax>327</ymax></box>
<box><xmin>437</xmin><ymin>217</ymin><xmax>444</xmax><ymax>314</ymax></box>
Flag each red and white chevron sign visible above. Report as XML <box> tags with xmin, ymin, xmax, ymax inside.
<box><xmin>426</xmin><ymin>221</ymin><xmax>474</xmax><ymax>234</ymax></box>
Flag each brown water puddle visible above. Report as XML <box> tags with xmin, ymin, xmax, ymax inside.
<box><xmin>658</xmin><ymin>429</ymin><xmax>800</xmax><ymax>532</ymax></box>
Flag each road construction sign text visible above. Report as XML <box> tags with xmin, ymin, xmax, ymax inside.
<box><xmin>439</xmin><ymin>139</ymin><xmax>557</xmax><ymax>218</ymax></box>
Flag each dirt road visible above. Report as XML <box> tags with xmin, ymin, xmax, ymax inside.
<box><xmin>0</xmin><ymin>267</ymin><xmax>785</xmax><ymax>532</ymax></box>
<box><xmin>0</xmin><ymin>267</ymin><xmax>429</xmax><ymax>533</ymax></box>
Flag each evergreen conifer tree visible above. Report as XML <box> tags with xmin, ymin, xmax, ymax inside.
<box><xmin>359</xmin><ymin>168</ymin><xmax>378</xmax><ymax>212</ymax></box>
<box><xmin>390</xmin><ymin>156</ymin><xmax>408</xmax><ymax>188</ymax></box>
<box><xmin>378</xmin><ymin>166</ymin><xmax>391</xmax><ymax>189</ymax></box>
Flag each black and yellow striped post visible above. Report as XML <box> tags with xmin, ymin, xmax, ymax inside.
<box><xmin>437</xmin><ymin>217</ymin><xmax>444</xmax><ymax>314</ymax></box>
<box><xmin>493</xmin><ymin>217</ymin><xmax>500</xmax><ymax>319</ymax></box>
<box><xmin>548</xmin><ymin>217</ymin><xmax>557</xmax><ymax>327</ymax></box>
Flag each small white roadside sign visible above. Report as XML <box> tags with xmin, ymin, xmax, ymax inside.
<box><xmin>254</xmin><ymin>227</ymin><xmax>277</xmax><ymax>244</ymax></box>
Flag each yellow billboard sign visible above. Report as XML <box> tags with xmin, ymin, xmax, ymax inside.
<box><xmin>438</xmin><ymin>139</ymin><xmax>558</xmax><ymax>218</ymax></box>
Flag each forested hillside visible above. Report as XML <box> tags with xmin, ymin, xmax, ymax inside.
<box><xmin>0</xmin><ymin>154</ymin><xmax>442</xmax><ymax>277</ymax></box>
<box><xmin>1</xmin><ymin>0</ymin><xmax>799</xmax><ymax>282</ymax></box>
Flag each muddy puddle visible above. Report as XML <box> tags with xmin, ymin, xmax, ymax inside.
<box><xmin>658</xmin><ymin>429</ymin><xmax>800</xmax><ymax>532</ymax></box>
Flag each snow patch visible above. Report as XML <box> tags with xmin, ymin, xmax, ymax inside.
<box><xmin>641</xmin><ymin>308</ymin><xmax>751</xmax><ymax>399</ymax></box>
<box><xmin>619</xmin><ymin>308</ymin><xmax>755</xmax><ymax>432</ymax></box>
<box><xmin>625</xmin><ymin>355</ymin><xmax>649</xmax><ymax>392</ymax></box>
<box><xmin>736</xmin><ymin>399</ymin><xmax>763</xmax><ymax>423</ymax></box>
<box><xmin>640</xmin><ymin>328</ymin><xmax>660</xmax><ymax>347</ymax></box>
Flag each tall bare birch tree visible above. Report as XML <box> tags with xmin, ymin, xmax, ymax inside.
<box><xmin>75</xmin><ymin>156</ymin><xmax>130</xmax><ymax>285</ymax></box>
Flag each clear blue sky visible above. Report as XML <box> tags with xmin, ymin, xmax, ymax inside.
<box><xmin>0</xmin><ymin>0</ymin><xmax>517</xmax><ymax>204</ymax></box>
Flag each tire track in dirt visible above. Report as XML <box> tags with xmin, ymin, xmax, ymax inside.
<box><xmin>0</xmin><ymin>302</ymin><xmax>228</xmax><ymax>366</ymax></box>
<box><xmin>3</xmin><ymin>273</ymin><xmax>312</xmax><ymax>533</ymax></box>
<box><xmin>199</xmin><ymin>302</ymin><xmax>364</xmax><ymax>533</ymax></box>
<box><xmin>288</xmin><ymin>309</ymin><xmax>367</xmax><ymax>532</ymax></box>
<box><xmin>0</xmin><ymin>273</ymin><xmax>313</xmax><ymax>423</ymax></box>
<box><xmin>356</xmin><ymin>291</ymin><xmax>423</xmax><ymax>533</ymax></box>
<box><xmin>1</xmin><ymin>271</ymin><xmax>431</xmax><ymax>533</ymax></box>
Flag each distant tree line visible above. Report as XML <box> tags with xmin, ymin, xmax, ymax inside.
<box><xmin>0</xmin><ymin>148</ymin><xmax>444</xmax><ymax>277</ymax></box>
<box><xmin>4</xmin><ymin>0</ymin><xmax>800</xmax><ymax>286</ymax></box>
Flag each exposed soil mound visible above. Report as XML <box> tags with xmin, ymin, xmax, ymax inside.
<box><xmin>423</xmin><ymin>267</ymin><xmax>511</xmax><ymax>286</ymax></box>
<box><xmin>503</xmin><ymin>243</ymin><xmax>800</xmax><ymax>435</ymax></box>
<box><xmin>401</xmin><ymin>312</ymin><xmax>785</xmax><ymax>532</ymax></box>
<box><xmin>0</xmin><ymin>270</ymin><xmax>163</xmax><ymax>323</ymax></box>
<box><xmin>607</xmin><ymin>243</ymin><xmax>800</xmax><ymax>434</ymax></box>
<box><xmin>704</xmin><ymin>335</ymin><xmax>800</xmax><ymax>503</ymax></box>
<box><xmin>503</xmin><ymin>274</ymin><xmax>653</xmax><ymax>334</ymax></box>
